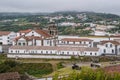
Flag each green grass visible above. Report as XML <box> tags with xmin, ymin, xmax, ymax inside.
<box><xmin>53</xmin><ymin>67</ymin><xmax>120</xmax><ymax>80</ymax></box>
<box><xmin>0</xmin><ymin>60</ymin><xmax>53</xmax><ymax>78</ymax></box>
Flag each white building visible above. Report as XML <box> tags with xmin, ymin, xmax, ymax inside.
<box><xmin>0</xmin><ymin>31</ymin><xmax>16</xmax><ymax>45</ymax></box>
<box><xmin>8</xmin><ymin>46</ymin><xmax>100</xmax><ymax>57</ymax></box>
<box><xmin>97</xmin><ymin>40</ymin><xmax>120</xmax><ymax>55</ymax></box>
<box><xmin>14</xmin><ymin>29</ymin><xmax>56</xmax><ymax>46</ymax></box>
<box><xmin>94</xmin><ymin>30</ymin><xmax>108</xmax><ymax>36</ymax></box>
<box><xmin>57</xmin><ymin>38</ymin><xmax>94</xmax><ymax>47</ymax></box>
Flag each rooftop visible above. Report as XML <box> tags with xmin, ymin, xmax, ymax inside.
<box><xmin>0</xmin><ymin>72</ymin><xmax>20</xmax><ymax>80</ymax></box>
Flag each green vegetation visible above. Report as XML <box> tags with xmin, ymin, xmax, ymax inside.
<box><xmin>0</xmin><ymin>60</ymin><xmax>53</xmax><ymax>77</ymax></box>
<box><xmin>57</xmin><ymin>62</ymin><xmax>65</xmax><ymax>69</ymax></box>
<box><xmin>53</xmin><ymin>67</ymin><xmax>120</xmax><ymax>80</ymax></box>
<box><xmin>59</xmin><ymin>26</ymin><xmax>92</xmax><ymax>36</ymax></box>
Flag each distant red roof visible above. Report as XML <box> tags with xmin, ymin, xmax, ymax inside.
<box><xmin>18</xmin><ymin>29</ymin><xmax>51</xmax><ymax>38</ymax></box>
<box><xmin>100</xmin><ymin>40</ymin><xmax>120</xmax><ymax>45</ymax></box>
<box><xmin>19</xmin><ymin>29</ymin><xmax>32</xmax><ymax>33</ymax></box>
<box><xmin>0</xmin><ymin>72</ymin><xmax>20</xmax><ymax>80</ymax></box>
<box><xmin>10</xmin><ymin>46</ymin><xmax>99</xmax><ymax>52</ymax></box>
<box><xmin>15</xmin><ymin>36</ymin><xmax>42</xmax><ymax>41</ymax></box>
<box><xmin>61</xmin><ymin>38</ymin><xmax>93</xmax><ymax>42</ymax></box>
<box><xmin>0</xmin><ymin>31</ymin><xmax>11</xmax><ymax>36</ymax></box>
<box><xmin>35</xmin><ymin>29</ymin><xmax>51</xmax><ymax>38</ymax></box>
<box><xmin>104</xmin><ymin>65</ymin><xmax>120</xmax><ymax>73</ymax></box>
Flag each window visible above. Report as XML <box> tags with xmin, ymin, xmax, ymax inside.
<box><xmin>41</xmin><ymin>51</ymin><xmax>43</xmax><ymax>54</ymax></box>
<box><xmin>119</xmin><ymin>48</ymin><xmax>120</xmax><ymax>52</ymax></box>
<box><xmin>73</xmin><ymin>41</ymin><xmax>75</xmax><ymax>44</ymax></box>
<box><xmin>51</xmin><ymin>51</ymin><xmax>52</xmax><ymax>54</ymax></box>
<box><xmin>110</xmin><ymin>44</ymin><xmax>112</xmax><ymax>47</ymax></box>
<box><xmin>67</xmin><ymin>41</ymin><xmax>69</xmax><ymax>44</ymax></box>
<box><xmin>23</xmin><ymin>43</ymin><xmax>25</xmax><ymax>46</ymax></box>
<box><xmin>62</xmin><ymin>52</ymin><xmax>64</xmax><ymax>54</ymax></box>
<box><xmin>84</xmin><ymin>42</ymin><xmax>86</xmax><ymax>44</ymax></box>
<box><xmin>90</xmin><ymin>53</ymin><xmax>92</xmax><ymax>55</ymax></box>
<box><xmin>95</xmin><ymin>53</ymin><xmax>97</xmax><ymax>55</ymax></box>
<box><xmin>106</xmin><ymin>44</ymin><xmax>108</xmax><ymax>47</ymax></box>
<box><xmin>18</xmin><ymin>43</ymin><xmax>21</xmax><ymax>45</ymax></box>
<box><xmin>104</xmin><ymin>49</ymin><xmax>106</xmax><ymax>53</ymax></box>
<box><xmin>112</xmin><ymin>49</ymin><xmax>114</xmax><ymax>53</ymax></box>
<box><xmin>79</xmin><ymin>41</ymin><xmax>81</xmax><ymax>44</ymax></box>
<box><xmin>11</xmin><ymin>50</ymin><xmax>13</xmax><ymax>53</ymax></box>
<box><xmin>67</xmin><ymin>52</ymin><xmax>69</xmax><ymax>55</ymax></box>
<box><xmin>89</xmin><ymin>42</ymin><xmax>91</xmax><ymax>44</ymax></box>
<box><xmin>46</xmin><ymin>51</ymin><xmax>48</xmax><ymax>54</ymax></box>
<box><xmin>73</xmin><ymin>52</ymin><xmax>74</xmax><ymax>55</ymax></box>
<box><xmin>7</xmin><ymin>37</ymin><xmax>9</xmax><ymax>39</ymax></box>
<box><xmin>47</xmin><ymin>41</ymin><xmax>49</xmax><ymax>44</ymax></box>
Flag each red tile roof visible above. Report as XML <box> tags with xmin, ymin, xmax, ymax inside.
<box><xmin>0</xmin><ymin>72</ymin><xmax>20</xmax><ymax>80</ymax></box>
<box><xmin>35</xmin><ymin>29</ymin><xmax>51</xmax><ymax>38</ymax></box>
<box><xmin>19</xmin><ymin>29</ymin><xmax>32</xmax><ymax>33</ymax></box>
<box><xmin>18</xmin><ymin>29</ymin><xmax>51</xmax><ymax>38</ymax></box>
<box><xmin>0</xmin><ymin>31</ymin><xmax>11</xmax><ymax>36</ymax></box>
<box><xmin>15</xmin><ymin>36</ymin><xmax>42</xmax><ymax>41</ymax></box>
<box><xmin>9</xmin><ymin>46</ymin><xmax>99</xmax><ymax>52</ymax></box>
<box><xmin>61</xmin><ymin>38</ymin><xmax>93</xmax><ymax>42</ymax></box>
<box><xmin>100</xmin><ymin>40</ymin><xmax>120</xmax><ymax>45</ymax></box>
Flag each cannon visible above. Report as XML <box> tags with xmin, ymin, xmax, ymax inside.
<box><xmin>72</xmin><ymin>64</ymin><xmax>81</xmax><ymax>70</ymax></box>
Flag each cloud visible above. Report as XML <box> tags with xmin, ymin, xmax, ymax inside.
<box><xmin>0</xmin><ymin>0</ymin><xmax>120</xmax><ymax>15</ymax></box>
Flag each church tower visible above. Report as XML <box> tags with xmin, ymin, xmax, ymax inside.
<box><xmin>48</xmin><ymin>22</ymin><xmax>58</xmax><ymax>38</ymax></box>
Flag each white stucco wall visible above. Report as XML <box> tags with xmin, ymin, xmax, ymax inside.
<box><xmin>7</xmin><ymin>54</ymin><xmax>71</xmax><ymax>59</ymax></box>
<box><xmin>0</xmin><ymin>45</ymin><xmax>2</xmax><ymax>52</ymax></box>
<box><xmin>98</xmin><ymin>42</ymin><xmax>118</xmax><ymax>55</ymax></box>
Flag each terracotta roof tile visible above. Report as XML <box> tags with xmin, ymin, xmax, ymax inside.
<box><xmin>100</xmin><ymin>40</ymin><xmax>120</xmax><ymax>45</ymax></box>
<box><xmin>18</xmin><ymin>29</ymin><xmax>51</xmax><ymax>38</ymax></box>
<box><xmin>0</xmin><ymin>72</ymin><xmax>20</xmax><ymax>80</ymax></box>
<box><xmin>35</xmin><ymin>29</ymin><xmax>51</xmax><ymax>38</ymax></box>
<box><xmin>9</xmin><ymin>46</ymin><xmax>99</xmax><ymax>52</ymax></box>
<box><xmin>15</xmin><ymin>36</ymin><xmax>42</xmax><ymax>41</ymax></box>
<box><xmin>61</xmin><ymin>38</ymin><xmax>93</xmax><ymax>42</ymax></box>
<box><xmin>19</xmin><ymin>29</ymin><xmax>32</xmax><ymax>33</ymax></box>
<box><xmin>0</xmin><ymin>31</ymin><xmax>11</xmax><ymax>36</ymax></box>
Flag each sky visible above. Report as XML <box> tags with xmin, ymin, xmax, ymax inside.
<box><xmin>0</xmin><ymin>0</ymin><xmax>120</xmax><ymax>15</ymax></box>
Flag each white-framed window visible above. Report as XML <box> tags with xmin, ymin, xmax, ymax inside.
<box><xmin>95</xmin><ymin>53</ymin><xmax>97</xmax><ymax>55</ymax></box>
<box><xmin>11</xmin><ymin>50</ymin><xmax>13</xmax><ymax>53</ymax></box>
<box><xmin>112</xmin><ymin>49</ymin><xmax>114</xmax><ymax>53</ymax></box>
<box><xmin>104</xmin><ymin>49</ymin><xmax>106</xmax><ymax>53</ymax></box>
<box><xmin>106</xmin><ymin>44</ymin><xmax>108</xmax><ymax>47</ymax></box>
<box><xmin>110</xmin><ymin>44</ymin><xmax>112</xmax><ymax>47</ymax></box>
<box><xmin>90</xmin><ymin>53</ymin><xmax>92</xmax><ymax>55</ymax></box>
<box><xmin>67</xmin><ymin>52</ymin><xmax>69</xmax><ymax>55</ymax></box>
<box><xmin>47</xmin><ymin>40</ymin><xmax>49</xmax><ymax>44</ymax></box>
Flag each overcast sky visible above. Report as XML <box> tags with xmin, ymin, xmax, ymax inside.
<box><xmin>0</xmin><ymin>0</ymin><xmax>120</xmax><ymax>15</ymax></box>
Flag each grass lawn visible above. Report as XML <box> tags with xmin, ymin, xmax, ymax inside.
<box><xmin>45</xmin><ymin>66</ymin><xmax>81</xmax><ymax>77</ymax></box>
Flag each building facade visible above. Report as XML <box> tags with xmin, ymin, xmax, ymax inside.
<box><xmin>0</xmin><ymin>31</ymin><xmax>16</xmax><ymax>45</ymax></box>
<box><xmin>97</xmin><ymin>40</ymin><xmax>120</xmax><ymax>55</ymax></box>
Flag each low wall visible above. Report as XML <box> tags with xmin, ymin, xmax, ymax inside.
<box><xmin>7</xmin><ymin>54</ymin><xmax>71</xmax><ymax>59</ymax></box>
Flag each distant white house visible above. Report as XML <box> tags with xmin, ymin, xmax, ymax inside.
<box><xmin>58</xmin><ymin>22</ymin><xmax>76</xmax><ymax>26</ymax></box>
<box><xmin>57</xmin><ymin>38</ymin><xmax>94</xmax><ymax>47</ymax></box>
<box><xmin>97</xmin><ymin>40</ymin><xmax>120</xmax><ymax>55</ymax></box>
<box><xmin>0</xmin><ymin>31</ymin><xmax>16</xmax><ymax>45</ymax></box>
<box><xmin>94</xmin><ymin>30</ymin><xmax>108</xmax><ymax>36</ymax></box>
